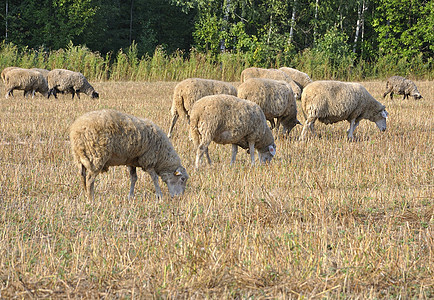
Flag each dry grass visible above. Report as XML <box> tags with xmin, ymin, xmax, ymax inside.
<box><xmin>0</xmin><ymin>80</ymin><xmax>432</xmax><ymax>299</ymax></box>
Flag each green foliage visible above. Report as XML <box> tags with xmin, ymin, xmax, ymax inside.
<box><xmin>373</xmin><ymin>0</ymin><xmax>433</xmax><ymax>61</ymax></box>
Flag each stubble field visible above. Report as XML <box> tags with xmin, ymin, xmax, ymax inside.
<box><xmin>0</xmin><ymin>79</ymin><xmax>432</xmax><ymax>298</ymax></box>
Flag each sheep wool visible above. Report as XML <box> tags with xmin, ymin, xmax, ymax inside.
<box><xmin>383</xmin><ymin>76</ymin><xmax>422</xmax><ymax>100</ymax></box>
<box><xmin>168</xmin><ymin>78</ymin><xmax>237</xmax><ymax>138</ymax></box>
<box><xmin>47</xmin><ymin>69</ymin><xmax>99</xmax><ymax>99</ymax></box>
<box><xmin>301</xmin><ymin>80</ymin><xmax>388</xmax><ymax>140</ymax></box>
<box><xmin>279</xmin><ymin>67</ymin><xmax>313</xmax><ymax>90</ymax></box>
<box><xmin>4</xmin><ymin>68</ymin><xmax>49</xmax><ymax>98</ymax></box>
<box><xmin>240</xmin><ymin>67</ymin><xmax>302</xmax><ymax>100</ymax></box>
<box><xmin>237</xmin><ymin>78</ymin><xmax>300</xmax><ymax>134</ymax></box>
<box><xmin>189</xmin><ymin>94</ymin><xmax>276</xmax><ymax>168</ymax></box>
<box><xmin>31</xmin><ymin>68</ymin><xmax>50</xmax><ymax>80</ymax></box>
<box><xmin>70</xmin><ymin>109</ymin><xmax>189</xmax><ymax>200</ymax></box>
<box><xmin>1</xmin><ymin>66</ymin><xmax>22</xmax><ymax>83</ymax></box>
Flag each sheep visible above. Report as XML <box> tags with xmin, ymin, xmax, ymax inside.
<box><xmin>240</xmin><ymin>67</ymin><xmax>302</xmax><ymax>100</ymax></box>
<box><xmin>237</xmin><ymin>78</ymin><xmax>301</xmax><ymax>134</ymax></box>
<box><xmin>168</xmin><ymin>78</ymin><xmax>237</xmax><ymax>138</ymax></box>
<box><xmin>2</xmin><ymin>67</ymin><xmax>24</xmax><ymax>96</ymax></box>
<box><xmin>69</xmin><ymin>109</ymin><xmax>189</xmax><ymax>200</ymax></box>
<box><xmin>47</xmin><ymin>69</ymin><xmax>99</xmax><ymax>99</ymax></box>
<box><xmin>300</xmin><ymin>80</ymin><xmax>389</xmax><ymax>140</ymax></box>
<box><xmin>189</xmin><ymin>94</ymin><xmax>276</xmax><ymax>169</ymax></box>
<box><xmin>383</xmin><ymin>76</ymin><xmax>422</xmax><ymax>100</ymax></box>
<box><xmin>4</xmin><ymin>68</ymin><xmax>49</xmax><ymax>98</ymax></box>
<box><xmin>279</xmin><ymin>67</ymin><xmax>313</xmax><ymax>91</ymax></box>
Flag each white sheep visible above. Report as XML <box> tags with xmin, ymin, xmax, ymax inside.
<box><xmin>168</xmin><ymin>78</ymin><xmax>237</xmax><ymax>138</ymax></box>
<box><xmin>300</xmin><ymin>80</ymin><xmax>388</xmax><ymax>140</ymax></box>
<box><xmin>47</xmin><ymin>69</ymin><xmax>99</xmax><ymax>99</ymax></box>
<box><xmin>4</xmin><ymin>68</ymin><xmax>49</xmax><ymax>98</ymax></box>
<box><xmin>237</xmin><ymin>78</ymin><xmax>300</xmax><ymax>134</ymax></box>
<box><xmin>69</xmin><ymin>109</ymin><xmax>189</xmax><ymax>200</ymax></box>
<box><xmin>240</xmin><ymin>67</ymin><xmax>302</xmax><ymax>100</ymax></box>
<box><xmin>189</xmin><ymin>94</ymin><xmax>276</xmax><ymax>168</ymax></box>
<box><xmin>279</xmin><ymin>67</ymin><xmax>313</xmax><ymax>91</ymax></box>
<box><xmin>383</xmin><ymin>76</ymin><xmax>423</xmax><ymax>100</ymax></box>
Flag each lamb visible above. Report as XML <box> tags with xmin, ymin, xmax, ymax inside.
<box><xmin>168</xmin><ymin>78</ymin><xmax>237</xmax><ymax>138</ymax></box>
<box><xmin>237</xmin><ymin>78</ymin><xmax>301</xmax><ymax>134</ymax></box>
<box><xmin>47</xmin><ymin>68</ymin><xmax>99</xmax><ymax>99</ymax></box>
<box><xmin>382</xmin><ymin>76</ymin><xmax>422</xmax><ymax>100</ymax></box>
<box><xmin>300</xmin><ymin>80</ymin><xmax>389</xmax><ymax>140</ymax></box>
<box><xmin>279</xmin><ymin>67</ymin><xmax>313</xmax><ymax>91</ymax></box>
<box><xmin>69</xmin><ymin>109</ymin><xmax>189</xmax><ymax>200</ymax></box>
<box><xmin>189</xmin><ymin>94</ymin><xmax>276</xmax><ymax>168</ymax></box>
<box><xmin>240</xmin><ymin>67</ymin><xmax>302</xmax><ymax>100</ymax></box>
<box><xmin>4</xmin><ymin>68</ymin><xmax>49</xmax><ymax>98</ymax></box>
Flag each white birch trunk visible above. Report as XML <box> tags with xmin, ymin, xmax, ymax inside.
<box><xmin>289</xmin><ymin>0</ymin><xmax>297</xmax><ymax>44</ymax></box>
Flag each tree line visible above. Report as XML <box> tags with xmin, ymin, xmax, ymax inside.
<box><xmin>1</xmin><ymin>0</ymin><xmax>433</xmax><ymax>79</ymax></box>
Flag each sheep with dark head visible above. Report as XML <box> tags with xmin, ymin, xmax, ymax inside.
<box><xmin>383</xmin><ymin>76</ymin><xmax>422</xmax><ymax>100</ymax></box>
<box><xmin>48</xmin><ymin>69</ymin><xmax>99</xmax><ymax>99</ymax></box>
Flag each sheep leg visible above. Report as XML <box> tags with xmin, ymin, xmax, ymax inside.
<box><xmin>382</xmin><ymin>88</ymin><xmax>391</xmax><ymax>98</ymax></box>
<box><xmin>80</xmin><ymin>164</ymin><xmax>87</xmax><ymax>191</ymax></box>
<box><xmin>195</xmin><ymin>142</ymin><xmax>211</xmax><ymax>169</ymax></box>
<box><xmin>76</xmin><ymin>91</ymin><xmax>81</xmax><ymax>100</ymax></box>
<box><xmin>389</xmin><ymin>91</ymin><xmax>394</xmax><ymax>100</ymax></box>
<box><xmin>31</xmin><ymin>90</ymin><xmax>36</xmax><ymax>98</ymax></box>
<box><xmin>128</xmin><ymin>166</ymin><xmax>138</xmax><ymax>199</ymax></box>
<box><xmin>5</xmin><ymin>89</ymin><xmax>12</xmax><ymax>98</ymax></box>
<box><xmin>300</xmin><ymin>118</ymin><xmax>316</xmax><ymax>141</ymax></box>
<box><xmin>205</xmin><ymin>148</ymin><xmax>211</xmax><ymax>165</ymax></box>
<box><xmin>148</xmin><ymin>169</ymin><xmax>163</xmax><ymax>199</ymax></box>
<box><xmin>85</xmin><ymin>172</ymin><xmax>97</xmax><ymax>201</ymax></box>
<box><xmin>168</xmin><ymin>112</ymin><xmax>179</xmax><ymax>138</ymax></box>
<box><xmin>249</xmin><ymin>141</ymin><xmax>256</xmax><ymax>165</ymax></box>
<box><xmin>230</xmin><ymin>144</ymin><xmax>238</xmax><ymax>165</ymax></box>
<box><xmin>347</xmin><ymin>119</ymin><xmax>359</xmax><ymax>140</ymax></box>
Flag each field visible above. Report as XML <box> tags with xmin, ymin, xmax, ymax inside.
<box><xmin>0</xmin><ymin>80</ymin><xmax>432</xmax><ymax>298</ymax></box>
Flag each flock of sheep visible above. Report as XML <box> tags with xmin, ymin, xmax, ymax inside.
<box><xmin>1</xmin><ymin>66</ymin><xmax>424</xmax><ymax>200</ymax></box>
<box><xmin>1</xmin><ymin>67</ymin><xmax>99</xmax><ymax>99</ymax></box>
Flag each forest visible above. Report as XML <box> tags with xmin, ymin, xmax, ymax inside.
<box><xmin>1</xmin><ymin>0</ymin><xmax>433</xmax><ymax>80</ymax></box>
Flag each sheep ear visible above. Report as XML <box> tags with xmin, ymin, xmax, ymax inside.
<box><xmin>174</xmin><ymin>167</ymin><xmax>182</xmax><ymax>176</ymax></box>
<box><xmin>268</xmin><ymin>145</ymin><xmax>276</xmax><ymax>156</ymax></box>
<box><xmin>381</xmin><ymin>110</ymin><xmax>389</xmax><ymax>118</ymax></box>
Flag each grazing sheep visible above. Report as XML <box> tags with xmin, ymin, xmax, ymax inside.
<box><xmin>70</xmin><ymin>109</ymin><xmax>189</xmax><ymax>200</ymax></box>
<box><xmin>168</xmin><ymin>78</ymin><xmax>237</xmax><ymax>138</ymax></box>
<box><xmin>300</xmin><ymin>80</ymin><xmax>388</xmax><ymax>140</ymax></box>
<box><xmin>189</xmin><ymin>94</ymin><xmax>276</xmax><ymax>168</ymax></box>
<box><xmin>237</xmin><ymin>78</ymin><xmax>301</xmax><ymax>134</ymax></box>
<box><xmin>47</xmin><ymin>69</ymin><xmax>99</xmax><ymax>99</ymax></box>
<box><xmin>279</xmin><ymin>67</ymin><xmax>313</xmax><ymax>91</ymax></box>
<box><xmin>240</xmin><ymin>67</ymin><xmax>302</xmax><ymax>100</ymax></box>
<box><xmin>383</xmin><ymin>76</ymin><xmax>422</xmax><ymax>100</ymax></box>
<box><xmin>4</xmin><ymin>68</ymin><xmax>49</xmax><ymax>98</ymax></box>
